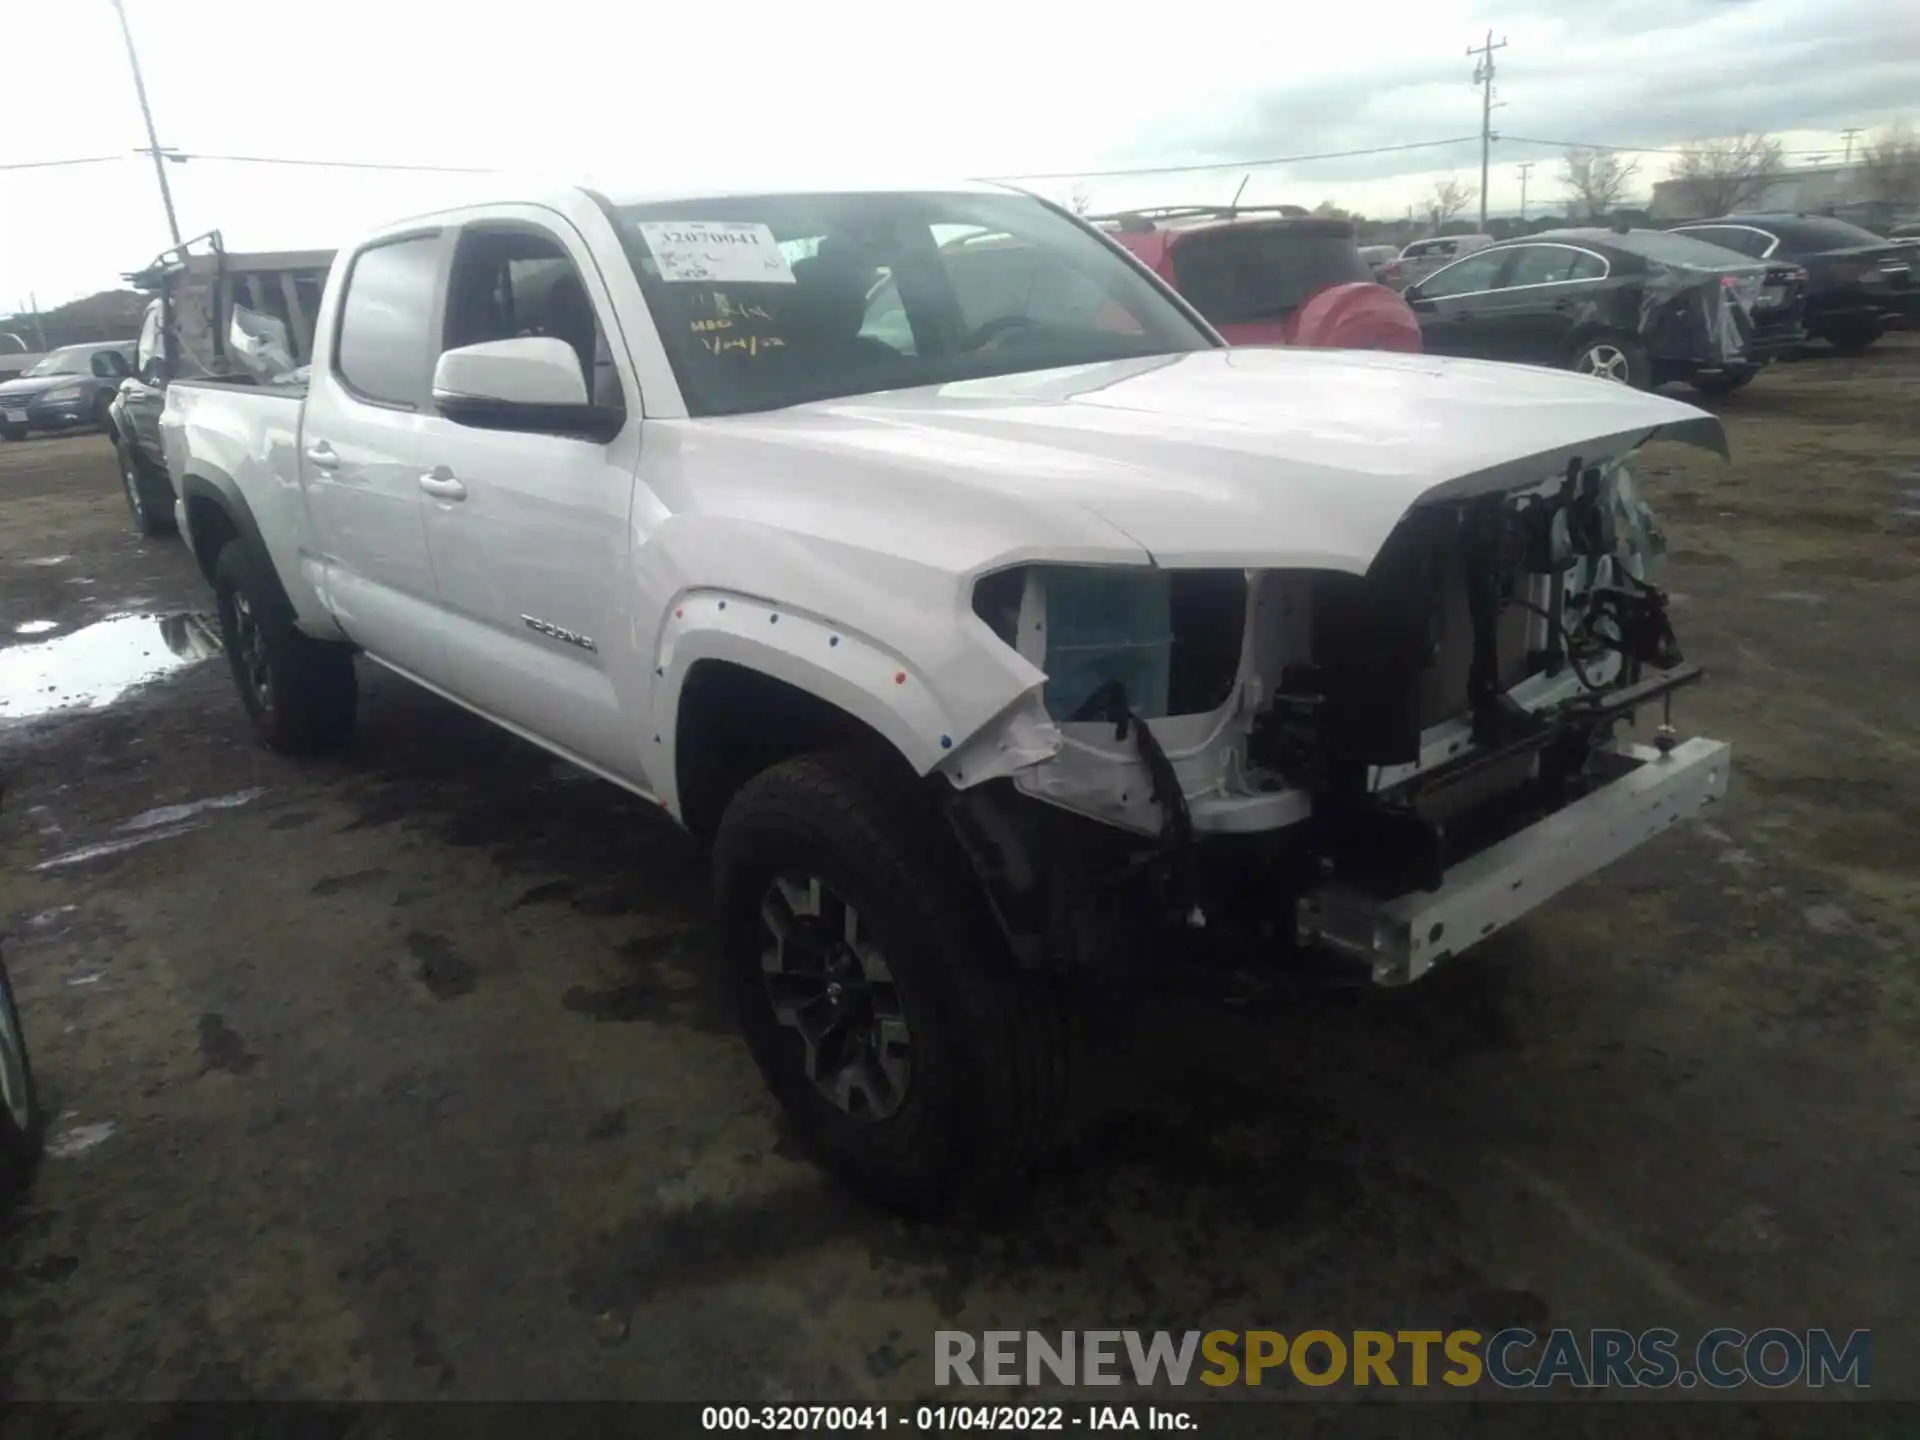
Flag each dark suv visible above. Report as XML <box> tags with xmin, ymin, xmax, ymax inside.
<box><xmin>0</xmin><ymin>342</ymin><xmax>134</xmax><ymax>439</ymax></box>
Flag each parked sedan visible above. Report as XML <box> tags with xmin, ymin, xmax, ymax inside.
<box><xmin>1666</xmin><ymin>213</ymin><xmax>1919</xmax><ymax>353</ymax></box>
<box><xmin>1402</xmin><ymin>229</ymin><xmax>1806</xmax><ymax>393</ymax></box>
<box><xmin>0</xmin><ymin>342</ymin><xmax>136</xmax><ymax>439</ymax></box>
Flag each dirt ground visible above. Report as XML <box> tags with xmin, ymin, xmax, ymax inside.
<box><xmin>0</xmin><ymin>343</ymin><xmax>1915</xmax><ymax>1413</ymax></box>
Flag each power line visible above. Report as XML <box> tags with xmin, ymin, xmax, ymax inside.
<box><xmin>1501</xmin><ymin>134</ymin><xmax>1844</xmax><ymax>158</ymax></box>
<box><xmin>986</xmin><ymin>136</ymin><xmax>1480</xmax><ymax>183</ymax></box>
<box><xmin>0</xmin><ymin>156</ymin><xmax>123</xmax><ymax>171</ymax></box>
<box><xmin>159</xmin><ymin>150</ymin><xmax>503</xmax><ymax>174</ymax></box>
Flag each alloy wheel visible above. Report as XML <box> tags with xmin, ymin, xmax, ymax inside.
<box><xmin>758</xmin><ymin>873</ymin><xmax>911</xmax><ymax>1121</ymax></box>
<box><xmin>121</xmin><ymin>452</ymin><xmax>145</xmax><ymax>522</ymax></box>
<box><xmin>1575</xmin><ymin>343</ymin><xmax>1633</xmax><ymax>384</ymax></box>
<box><xmin>229</xmin><ymin>592</ymin><xmax>272</xmax><ymax>712</ymax></box>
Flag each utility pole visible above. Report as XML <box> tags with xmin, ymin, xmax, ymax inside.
<box><xmin>1467</xmin><ymin>29</ymin><xmax>1508</xmax><ymax>231</ymax></box>
<box><xmin>1840</xmin><ymin>127</ymin><xmax>1863</xmax><ymax>166</ymax></box>
<box><xmin>1516</xmin><ymin>161</ymin><xmax>1534</xmax><ymax>221</ymax></box>
<box><xmin>110</xmin><ymin>0</ymin><xmax>182</xmax><ymax>246</ymax></box>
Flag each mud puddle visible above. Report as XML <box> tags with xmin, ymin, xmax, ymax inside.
<box><xmin>0</xmin><ymin>612</ymin><xmax>223</xmax><ymax>720</ymax></box>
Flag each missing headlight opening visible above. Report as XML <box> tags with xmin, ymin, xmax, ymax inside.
<box><xmin>956</xmin><ymin>455</ymin><xmax>1704</xmax><ymax>979</ymax></box>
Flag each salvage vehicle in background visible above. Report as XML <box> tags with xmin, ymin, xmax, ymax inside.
<box><xmin>1404</xmin><ymin>228</ymin><xmax>1806</xmax><ymax>394</ymax></box>
<box><xmin>1093</xmin><ymin>207</ymin><xmax>1423</xmax><ymax>352</ymax></box>
<box><xmin>109</xmin><ymin>232</ymin><xmax>335</xmax><ymax>536</ymax></box>
<box><xmin>1389</xmin><ymin>233</ymin><xmax>1495</xmax><ymax>290</ymax></box>
<box><xmin>163</xmin><ymin>180</ymin><xmax>1730</xmax><ymax>1212</ymax></box>
<box><xmin>0</xmin><ymin>341</ymin><xmax>135</xmax><ymax>439</ymax></box>
<box><xmin>1665</xmin><ymin>213</ymin><xmax>1918</xmax><ymax>354</ymax></box>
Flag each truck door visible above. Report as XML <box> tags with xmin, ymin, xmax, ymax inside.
<box><xmin>298</xmin><ymin>229</ymin><xmax>452</xmax><ymax>684</ymax></box>
<box><xmin>413</xmin><ymin>212</ymin><xmax>641</xmax><ymax>776</ymax></box>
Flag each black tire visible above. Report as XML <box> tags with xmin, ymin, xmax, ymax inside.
<box><xmin>712</xmin><ymin>749</ymin><xmax>1070</xmax><ymax>1215</ymax></box>
<box><xmin>1568</xmin><ymin>331</ymin><xmax>1651</xmax><ymax>389</ymax></box>
<box><xmin>0</xmin><ymin>953</ymin><xmax>45</xmax><ymax>1203</ymax></box>
<box><xmin>92</xmin><ymin>392</ymin><xmax>116</xmax><ymax>431</ymax></box>
<box><xmin>0</xmin><ymin>425</ymin><xmax>25</xmax><ymax>442</ymax></box>
<box><xmin>115</xmin><ymin>437</ymin><xmax>176</xmax><ymax>537</ymax></box>
<box><xmin>1689</xmin><ymin>367</ymin><xmax>1757</xmax><ymax>396</ymax></box>
<box><xmin>1822</xmin><ymin>318</ymin><xmax>1881</xmax><ymax>355</ymax></box>
<box><xmin>213</xmin><ymin>537</ymin><xmax>357</xmax><ymax>753</ymax></box>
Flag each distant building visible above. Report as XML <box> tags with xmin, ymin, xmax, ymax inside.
<box><xmin>1649</xmin><ymin>162</ymin><xmax>1896</xmax><ymax>223</ymax></box>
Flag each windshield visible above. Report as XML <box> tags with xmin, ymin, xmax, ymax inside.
<box><xmin>611</xmin><ymin>191</ymin><xmax>1211</xmax><ymax>417</ymax></box>
<box><xmin>24</xmin><ymin>346</ymin><xmax>98</xmax><ymax>378</ymax></box>
<box><xmin>1171</xmin><ymin>224</ymin><xmax>1371</xmax><ymax>325</ymax></box>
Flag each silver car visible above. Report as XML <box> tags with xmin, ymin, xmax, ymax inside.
<box><xmin>1391</xmin><ymin>233</ymin><xmax>1496</xmax><ymax>290</ymax></box>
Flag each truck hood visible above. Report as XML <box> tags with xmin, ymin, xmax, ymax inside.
<box><xmin>739</xmin><ymin>348</ymin><xmax>1724</xmax><ymax>573</ymax></box>
<box><xmin>0</xmin><ymin>373</ymin><xmax>82</xmax><ymax>401</ymax></box>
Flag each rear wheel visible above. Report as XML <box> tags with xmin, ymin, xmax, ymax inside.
<box><xmin>213</xmin><ymin>537</ymin><xmax>357</xmax><ymax>753</ymax></box>
<box><xmin>116</xmin><ymin>438</ymin><xmax>176</xmax><ymax>537</ymax></box>
<box><xmin>0</xmin><ymin>954</ymin><xmax>44</xmax><ymax>1203</ymax></box>
<box><xmin>1569</xmin><ymin>332</ymin><xmax>1651</xmax><ymax>389</ymax></box>
<box><xmin>1823</xmin><ymin>317</ymin><xmax>1881</xmax><ymax>355</ymax></box>
<box><xmin>0</xmin><ymin>426</ymin><xmax>25</xmax><ymax>442</ymax></box>
<box><xmin>712</xmin><ymin>749</ymin><xmax>1070</xmax><ymax>1215</ymax></box>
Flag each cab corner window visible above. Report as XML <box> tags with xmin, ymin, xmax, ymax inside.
<box><xmin>335</xmin><ymin>233</ymin><xmax>442</xmax><ymax>408</ymax></box>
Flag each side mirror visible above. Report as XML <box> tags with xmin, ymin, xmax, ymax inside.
<box><xmin>431</xmin><ymin>337</ymin><xmax>622</xmax><ymax>441</ymax></box>
<box><xmin>1408</xmin><ymin>297</ymin><xmax>1437</xmax><ymax>314</ymax></box>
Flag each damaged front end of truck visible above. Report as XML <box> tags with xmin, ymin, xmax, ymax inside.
<box><xmin>939</xmin><ymin>446</ymin><xmax>1731</xmax><ymax>987</ymax></box>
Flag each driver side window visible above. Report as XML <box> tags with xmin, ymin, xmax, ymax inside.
<box><xmin>1418</xmin><ymin>249</ymin><xmax>1507</xmax><ymax>298</ymax></box>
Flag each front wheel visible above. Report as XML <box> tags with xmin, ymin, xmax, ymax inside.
<box><xmin>712</xmin><ymin>750</ymin><xmax>1070</xmax><ymax>1215</ymax></box>
<box><xmin>1822</xmin><ymin>317</ymin><xmax>1881</xmax><ymax>355</ymax></box>
<box><xmin>0</xmin><ymin>426</ymin><xmax>25</xmax><ymax>442</ymax></box>
<box><xmin>116</xmin><ymin>438</ymin><xmax>176</xmax><ymax>537</ymax></box>
<box><xmin>213</xmin><ymin>537</ymin><xmax>357</xmax><ymax>753</ymax></box>
<box><xmin>0</xmin><ymin>954</ymin><xmax>45</xmax><ymax>1203</ymax></box>
<box><xmin>1569</xmin><ymin>332</ymin><xmax>1651</xmax><ymax>389</ymax></box>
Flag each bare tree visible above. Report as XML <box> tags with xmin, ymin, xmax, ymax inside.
<box><xmin>1668</xmin><ymin>133</ymin><xmax>1785</xmax><ymax>217</ymax></box>
<box><xmin>1069</xmin><ymin>183</ymin><xmax>1093</xmax><ymax>217</ymax></box>
<box><xmin>1859</xmin><ymin>123</ymin><xmax>1920</xmax><ymax>209</ymax></box>
<box><xmin>1560</xmin><ymin>148</ymin><xmax>1642</xmax><ymax>218</ymax></box>
<box><xmin>1428</xmin><ymin>176</ymin><xmax>1477</xmax><ymax>230</ymax></box>
<box><xmin>1312</xmin><ymin>198</ymin><xmax>1351</xmax><ymax>219</ymax></box>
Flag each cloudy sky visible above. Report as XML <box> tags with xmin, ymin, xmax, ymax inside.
<box><xmin>3</xmin><ymin>0</ymin><xmax>1915</xmax><ymax>308</ymax></box>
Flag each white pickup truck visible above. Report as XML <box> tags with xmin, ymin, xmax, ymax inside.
<box><xmin>163</xmin><ymin>179</ymin><xmax>1731</xmax><ymax>1211</ymax></box>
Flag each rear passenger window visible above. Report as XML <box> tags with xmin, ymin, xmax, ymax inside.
<box><xmin>335</xmin><ymin>234</ymin><xmax>442</xmax><ymax>407</ymax></box>
<box><xmin>1568</xmin><ymin>251</ymin><xmax>1607</xmax><ymax>280</ymax></box>
<box><xmin>1506</xmin><ymin>246</ymin><xmax>1581</xmax><ymax>286</ymax></box>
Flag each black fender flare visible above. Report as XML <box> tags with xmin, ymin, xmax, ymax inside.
<box><xmin>176</xmin><ymin>469</ymin><xmax>290</xmax><ymax>610</ymax></box>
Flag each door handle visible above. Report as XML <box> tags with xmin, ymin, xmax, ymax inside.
<box><xmin>419</xmin><ymin>467</ymin><xmax>467</xmax><ymax>502</ymax></box>
<box><xmin>304</xmin><ymin>441</ymin><xmax>340</xmax><ymax>471</ymax></box>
